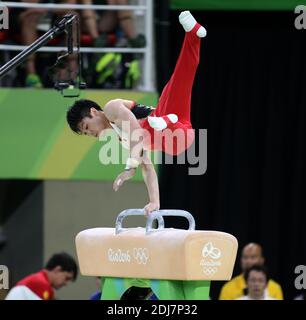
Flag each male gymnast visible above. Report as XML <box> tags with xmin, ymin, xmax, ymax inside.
<box><xmin>66</xmin><ymin>11</ymin><xmax>206</xmax><ymax>214</ymax></box>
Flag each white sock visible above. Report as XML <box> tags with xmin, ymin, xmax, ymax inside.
<box><xmin>179</xmin><ymin>11</ymin><xmax>207</xmax><ymax>38</ymax></box>
<box><xmin>148</xmin><ymin>114</ymin><xmax>178</xmax><ymax>131</ymax></box>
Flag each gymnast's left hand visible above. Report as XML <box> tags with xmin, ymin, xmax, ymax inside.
<box><xmin>113</xmin><ymin>169</ymin><xmax>136</xmax><ymax>191</ymax></box>
<box><xmin>144</xmin><ymin>202</ymin><xmax>160</xmax><ymax>215</ymax></box>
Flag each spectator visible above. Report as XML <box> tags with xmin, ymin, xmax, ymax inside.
<box><xmin>6</xmin><ymin>0</ymin><xmax>143</xmax><ymax>88</ymax></box>
<box><xmin>81</xmin><ymin>0</ymin><xmax>145</xmax><ymax>48</ymax></box>
<box><xmin>8</xmin><ymin>0</ymin><xmax>79</xmax><ymax>88</ymax></box>
<box><xmin>236</xmin><ymin>265</ymin><xmax>276</xmax><ymax>300</ymax></box>
<box><xmin>5</xmin><ymin>252</ymin><xmax>78</xmax><ymax>300</ymax></box>
<box><xmin>79</xmin><ymin>0</ymin><xmax>145</xmax><ymax>88</ymax></box>
<box><xmin>219</xmin><ymin>242</ymin><xmax>283</xmax><ymax>300</ymax></box>
<box><xmin>4</xmin><ymin>0</ymin><xmax>47</xmax><ymax>87</ymax></box>
<box><xmin>19</xmin><ymin>0</ymin><xmax>48</xmax><ymax>88</ymax></box>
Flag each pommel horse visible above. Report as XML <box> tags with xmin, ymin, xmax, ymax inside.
<box><xmin>75</xmin><ymin>209</ymin><xmax>238</xmax><ymax>300</ymax></box>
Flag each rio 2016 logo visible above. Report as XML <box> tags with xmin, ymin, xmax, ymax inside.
<box><xmin>200</xmin><ymin>242</ymin><xmax>222</xmax><ymax>276</ymax></box>
<box><xmin>107</xmin><ymin>247</ymin><xmax>150</xmax><ymax>265</ymax></box>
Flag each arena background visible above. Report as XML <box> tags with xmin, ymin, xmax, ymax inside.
<box><xmin>157</xmin><ymin>0</ymin><xmax>306</xmax><ymax>300</ymax></box>
<box><xmin>1</xmin><ymin>0</ymin><xmax>305</xmax><ymax>300</ymax></box>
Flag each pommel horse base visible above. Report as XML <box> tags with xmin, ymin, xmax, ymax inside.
<box><xmin>76</xmin><ymin>209</ymin><xmax>238</xmax><ymax>300</ymax></box>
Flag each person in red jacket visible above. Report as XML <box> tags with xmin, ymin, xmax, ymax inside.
<box><xmin>5</xmin><ymin>252</ymin><xmax>78</xmax><ymax>300</ymax></box>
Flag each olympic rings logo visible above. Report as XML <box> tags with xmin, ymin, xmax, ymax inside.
<box><xmin>133</xmin><ymin>248</ymin><xmax>149</xmax><ymax>265</ymax></box>
<box><xmin>203</xmin><ymin>267</ymin><xmax>218</xmax><ymax>275</ymax></box>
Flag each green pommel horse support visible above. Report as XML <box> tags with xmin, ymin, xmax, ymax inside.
<box><xmin>75</xmin><ymin>209</ymin><xmax>238</xmax><ymax>300</ymax></box>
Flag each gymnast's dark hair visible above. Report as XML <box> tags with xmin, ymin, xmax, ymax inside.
<box><xmin>66</xmin><ymin>99</ymin><xmax>102</xmax><ymax>134</ymax></box>
<box><xmin>45</xmin><ymin>252</ymin><xmax>78</xmax><ymax>281</ymax></box>
<box><xmin>244</xmin><ymin>264</ymin><xmax>269</xmax><ymax>284</ymax></box>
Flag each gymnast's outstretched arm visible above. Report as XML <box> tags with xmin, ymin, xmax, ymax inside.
<box><xmin>112</xmin><ymin>154</ymin><xmax>160</xmax><ymax>215</ymax></box>
<box><xmin>140</xmin><ymin>151</ymin><xmax>160</xmax><ymax>215</ymax></box>
<box><xmin>104</xmin><ymin>99</ymin><xmax>160</xmax><ymax>214</ymax></box>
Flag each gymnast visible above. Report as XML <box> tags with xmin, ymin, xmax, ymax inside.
<box><xmin>66</xmin><ymin>11</ymin><xmax>207</xmax><ymax>214</ymax></box>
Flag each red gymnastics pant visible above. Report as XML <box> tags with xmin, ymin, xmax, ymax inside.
<box><xmin>140</xmin><ymin>23</ymin><xmax>202</xmax><ymax>156</ymax></box>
